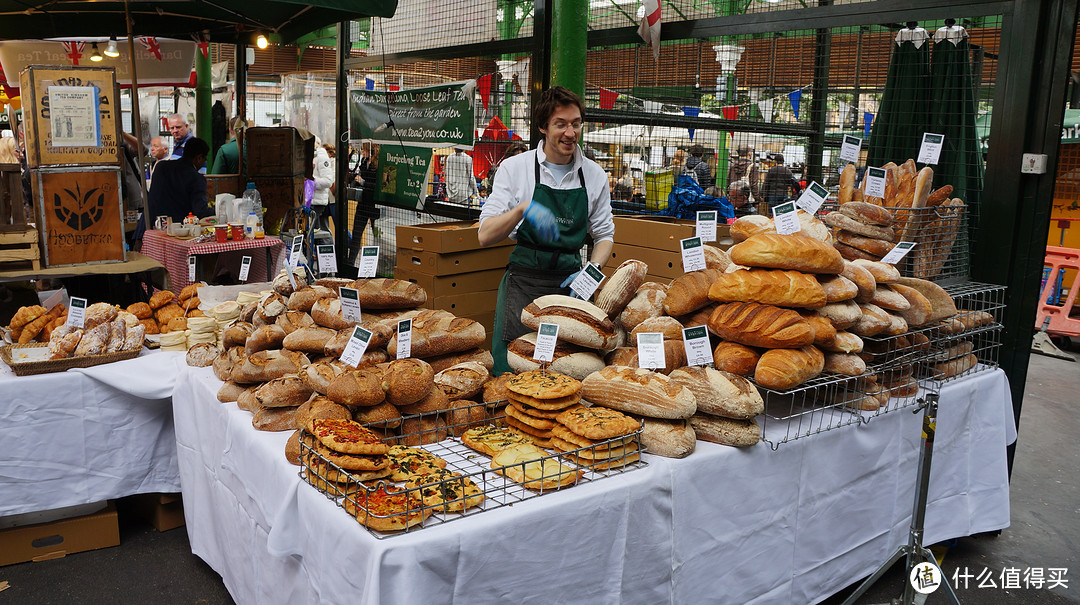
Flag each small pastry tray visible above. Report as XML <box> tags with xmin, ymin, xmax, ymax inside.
<box><xmin>0</xmin><ymin>343</ymin><xmax>140</xmax><ymax>376</ymax></box>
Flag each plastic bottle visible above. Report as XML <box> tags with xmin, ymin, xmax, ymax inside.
<box><xmin>242</xmin><ymin>182</ymin><xmax>265</xmax><ymax>238</ymax></box>
<box><xmin>245</xmin><ymin>212</ymin><xmax>258</xmax><ymax>239</ymax></box>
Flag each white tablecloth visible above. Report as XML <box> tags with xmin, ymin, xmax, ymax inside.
<box><xmin>173</xmin><ymin>366</ymin><xmax>1014</xmax><ymax>605</ymax></box>
<box><xmin>0</xmin><ymin>351</ymin><xmax>186</xmax><ymax>517</ymax></box>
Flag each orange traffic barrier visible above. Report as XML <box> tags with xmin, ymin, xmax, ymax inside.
<box><xmin>1037</xmin><ymin>246</ymin><xmax>1080</xmax><ymax>337</ymax></box>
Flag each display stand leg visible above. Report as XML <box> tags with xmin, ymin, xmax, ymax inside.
<box><xmin>841</xmin><ymin>394</ymin><xmax>960</xmax><ymax>605</ymax></box>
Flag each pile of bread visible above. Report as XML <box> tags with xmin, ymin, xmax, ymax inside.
<box><xmin>124</xmin><ymin>283</ymin><xmax>206</xmax><ymax>339</ymax></box>
<box><xmin>46</xmin><ymin>303</ymin><xmax>146</xmax><ymax>359</ymax></box>
<box><xmin>6</xmin><ymin>303</ymin><xmax>68</xmax><ymax>344</ymax></box>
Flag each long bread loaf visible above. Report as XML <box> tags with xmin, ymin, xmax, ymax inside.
<box><xmin>707</xmin><ymin>302</ymin><xmax>815</xmax><ymax>349</ymax></box>
<box><xmin>663</xmin><ymin>268</ymin><xmax>724</xmax><ymax>317</ymax></box>
<box><xmin>582</xmin><ymin>365</ymin><xmax>697</xmax><ymax>419</ymax></box>
<box><xmin>520</xmin><ymin>295</ymin><xmax>618</xmax><ymax>351</ymax></box>
<box><xmin>708</xmin><ymin>269</ymin><xmax>827</xmax><ymax>309</ymax></box>
<box><xmin>753</xmin><ymin>345</ymin><xmax>825</xmax><ymax>391</ymax></box>
<box><xmin>728</xmin><ymin>234</ymin><xmax>845</xmax><ymax>274</ymax></box>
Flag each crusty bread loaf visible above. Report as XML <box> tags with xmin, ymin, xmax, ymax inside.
<box><xmin>703</xmin><ymin>246</ymin><xmax>735</xmax><ymax>272</ymax></box>
<box><xmin>712</xmin><ymin>341</ymin><xmax>760</xmax><ymax>376</ymax></box>
<box><xmin>893</xmin><ymin>277</ymin><xmax>957</xmax><ymax>323</ymax></box>
<box><xmin>933</xmin><ymin>353</ymin><xmax>978</xmax><ymax>379</ymax></box>
<box><xmin>352</xmin><ymin>401</ymin><xmax>404</xmax><ymax>429</ymax></box>
<box><xmin>300</xmin><ymin>362</ymin><xmax>345</xmax><ymax>395</ymax></box>
<box><xmin>839</xmin><ymin>202</ymin><xmax>894</xmax><ymax>226</ymax></box>
<box><xmin>381</xmin><ymin>358</ymin><xmax>435</xmax><ymax>406</ymax></box>
<box><xmin>275</xmin><ymin>310</ymin><xmax>316</xmax><ymax>334</ymax></box>
<box><xmin>213</xmin><ymin>346</ymin><xmax>246</xmax><ymax>381</ymax></box>
<box><xmin>870</xmin><ymin>285</ymin><xmax>911</xmax><ymax>311</ymax></box>
<box><xmin>323</xmin><ymin>321</ymin><xmax>394</xmax><ymax>357</ymax></box>
<box><xmin>245</xmin><ymin>324</ymin><xmax>286</xmax><ymax>354</ymax></box>
<box><xmin>841</xmin><ymin>261</ymin><xmax>877</xmax><ymax>303</ymax></box>
<box><xmin>255</xmin><ymin>376</ymin><xmax>315</xmax><ymax>408</ymax></box>
<box><xmin>433</xmin><ymin>361</ymin><xmax>491</xmax><ymax>400</ymax></box>
<box><xmin>836</xmin><ymin>231</ymin><xmax>895</xmax><ymax>258</ymax></box>
<box><xmin>820</xmin><ymin>331</ymin><xmax>863</xmax><ymax>354</ymax></box>
<box><xmin>890</xmin><ymin>283</ymin><xmax>933</xmax><ymax>327</ymax></box>
<box><xmin>708</xmin><ymin>269</ymin><xmax>827</xmax><ymax>309</ymax></box>
<box><xmin>911</xmin><ymin>198</ymin><xmax>964</xmax><ymax>278</ymax></box>
<box><xmin>619</xmin><ymin>283</ymin><xmax>667</xmax><ymax>330</ymax></box>
<box><xmin>519</xmin><ymin>295</ymin><xmax>618</xmax><ymax>351</ymax></box>
<box><xmin>799</xmin><ymin>312</ymin><xmax>838</xmax><ymax>347</ymax></box>
<box><xmin>689</xmin><ymin>414</ymin><xmax>760</xmax><ymax>447</ymax></box>
<box><xmin>631</xmin><ymin>316</ymin><xmax>685</xmax><ymax>341</ymax></box>
<box><xmin>730</xmin><ymin>215</ymin><xmax>775</xmax><ymax>242</ymax></box>
<box><xmin>582</xmin><ymin>366</ymin><xmax>697</xmax><ymax>419</ymax></box>
<box><xmin>425</xmin><ymin>348</ymin><xmax>495</xmax><ymax>374</ymax></box>
<box><xmin>728</xmin><ymin>234</ymin><xmax>845</xmax><ymax>274</ymax></box>
<box><xmin>282</xmin><ymin>326</ymin><xmax>337</xmax><ymax>354</ymax></box>
<box><xmin>838</xmin><ymin>164</ymin><xmax>856</xmax><ymax>204</ymax></box>
<box><xmin>595</xmin><ymin>259</ymin><xmax>647</xmax><ymax>317</ymax></box>
<box><xmin>797</xmin><ymin>210</ymin><xmax>832</xmax><ymax>243</ymax></box>
<box><xmin>217</xmin><ymin>381</ymin><xmax>248</xmax><ymax>403</ymax></box>
<box><xmin>852</xmin><ymin>303</ymin><xmax>892</xmax><ymax>337</ymax></box>
<box><xmin>835</xmin><ymin>242</ymin><xmax>883</xmax><ymax>262</ymax></box>
<box><xmin>603</xmin><ymin>341</ymin><xmax>687</xmax><ymax>375</ymax></box>
<box><xmin>814</xmin><ymin>301</ymin><xmax>862</xmax><ymax>330</ymax></box>
<box><xmin>350</xmin><ymin>278</ymin><xmax>428</xmax><ymax>309</ymax></box>
<box><xmin>824</xmin><ymin>212</ymin><xmax>897</xmax><ymax>242</ymax></box>
<box><xmin>851</xmin><ymin>259</ymin><xmax>900</xmax><ymax>284</ymax></box>
<box><xmin>707</xmin><ymin>302</ymin><xmax>815</xmax><ymax>349</ymax></box>
<box><xmin>823</xmin><ymin>352</ymin><xmax>866</xmax><ymax>376</ymax></box>
<box><xmin>668</xmin><ymin>366</ymin><xmax>764</xmax><ymax>419</ymax></box>
<box><xmin>753</xmin><ymin>345</ymin><xmax>824</xmax><ymax>391</ymax></box>
<box><xmin>230</xmin><ymin>350</ymin><xmax>309</xmax><ymax>384</ymax></box>
<box><xmin>663</xmin><ymin>268</ymin><xmax>724</xmax><ymax>317</ymax></box>
<box><xmin>676</xmin><ymin>302</ymin><xmax>719</xmax><ymax>330</ymax></box>
<box><xmin>326</xmin><ymin>369</ymin><xmax>386</xmax><ymax>407</ymax></box>
<box><xmin>634</xmin><ymin>416</ymin><xmax>696</xmax><ymax>458</ymax></box>
<box><xmin>386</xmin><ymin>309</ymin><xmax>486</xmax><ymax>357</ymax></box>
<box><xmin>508</xmin><ymin>333</ymin><xmax>606</xmax><ymax>380</ymax></box>
<box><xmin>817</xmin><ymin>274</ymin><xmax>859</xmax><ymax>303</ymax></box>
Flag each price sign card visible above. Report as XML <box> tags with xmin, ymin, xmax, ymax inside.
<box><xmin>317</xmin><ymin>244</ymin><xmax>338</xmax><ymax>275</ymax></box>
<box><xmin>772</xmin><ymin>202</ymin><xmax>801</xmax><ymax>235</ymax></box>
<box><xmin>287</xmin><ymin>235</ymin><xmax>303</xmax><ymax>289</ymax></box>
<box><xmin>187</xmin><ymin>256</ymin><xmax>196</xmax><ymax>283</ymax></box>
<box><xmin>696</xmin><ymin>210</ymin><xmax>718</xmax><ymax>242</ymax></box>
<box><xmin>67</xmin><ymin>297</ymin><xmax>87</xmax><ymax>328</ymax></box>
<box><xmin>681</xmin><ymin>236</ymin><xmax>707</xmax><ymax>273</ymax></box>
<box><xmin>682</xmin><ymin>326</ymin><xmax>712</xmax><ymax>367</ymax></box>
<box><xmin>880</xmin><ymin>241</ymin><xmax>917</xmax><ymax>265</ymax></box>
<box><xmin>864</xmin><ymin>167</ymin><xmax>887</xmax><ymax>199</ymax></box>
<box><xmin>570</xmin><ymin>262</ymin><xmax>604</xmax><ymax>300</ymax></box>
<box><xmin>396</xmin><ymin>319</ymin><xmax>412</xmax><ymax>359</ymax></box>
<box><xmin>533</xmin><ymin>323</ymin><xmax>560</xmax><ymax>363</ymax></box>
<box><xmin>340</xmin><ymin>325</ymin><xmax>373</xmax><ymax>367</ymax></box>
<box><xmin>636</xmin><ymin>332</ymin><xmax>666</xmax><ymax>369</ymax></box>
<box><xmin>918</xmin><ymin>133</ymin><xmax>944</xmax><ymax>165</ymax></box>
<box><xmin>358</xmin><ymin>246</ymin><xmax>379</xmax><ymax>278</ymax></box>
<box><xmin>839</xmin><ymin>135</ymin><xmax>863</xmax><ymax>163</ymax></box>
<box><xmin>795</xmin><ymin>181</ymin><xmax>829</xmax><ymax>216</ymax></box>
<box><xmin>339</xmin><ymin>287</ymin><xmax>363</xmax><ymax>322</ymax></box>
<box><xmin>238</xmin><ymin>255</ymin><xmax>252</xmax><ymax>282</ymax></box>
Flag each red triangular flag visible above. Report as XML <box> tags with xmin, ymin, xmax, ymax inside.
<box><xmin>722</xmin><ymin>106</ymin><xmax>738</xmax><ymax>120</ymax></box>
<box><xmin>477</xmin><ymin>74</ymin><xmax>493</xmax><ymax>110</ymax></box>
<box><xmin>599</xmin><ymin>87</ymin><xmax>618</xmax><ymax>110</ymax></box>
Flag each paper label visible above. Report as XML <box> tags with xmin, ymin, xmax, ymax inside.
<box><xmin>533</xmin><ymin>323</ymin><xmax>560</xmax><ymax>363</ymax></box>
<box><xmin>396</xmin><ymin>319</ymin><xmax>412</xmax><ymax>359</ymax></box>
<box><xmin>339</xmin><ymin>287</ymin><xmax>363</xmax><ymax>323</ymax></box>
<box><xmin>795</xmin><ymin>181</ymin><xmax>829</xmax><ymax>216</ymax></box>
<box><xmin>772</xmin><ymin>202</ymin><xmax>801</xmax><ymax>235</ymax></box>
<box><xmin>67</xmin><ymin>297</ymin><xmax>87</xmax><ymax>328</ymax></box>
<box><xmin>865</xmin><ymin>167</ymin><xmax>887</xmax><ymax>199</ymax></box>
<box><xmin>238</xmin><ymin>256</ymin><xmax>252</xmax><ymax>282</ymax></box>
<box><xmin>879</xmin><ymin>241</ymin><xmax>917</xmax><ymax>265</ymax></box>
<box><xmin>682</xmin><ymin>326</ymin><xmax>712</xmax><ymax>367</ymax></box>
<box><xmin>839</xmin><ymin>135</ymin><xmax>862</xmax><ymax>163</ymax></box>
<box><xmin>696</xmin><ymin>210</ymin><xmax>718</xmax><ymax>242</ymax></box>
<box><xmin>636</xmin><ymin>332</ymin><xmax>666</xmax><ymax>369</ymax></box>
<box><xmin>187</xmin><ymin>255</ymin><xmax>196</xmax><ymax>283</ymax></box>
<box><xmin>317</xmin><ymin>244</ymin><xmax>338</xmax><ymax>275</ymax></box>
<box><xmin>681</xmin><ymin>237</ymin><xmax>707</xmax><ymax>273</ymax></box>
<box><xmin>358</xmin><ymin>246</ymin><xmax>379</xmax><ymax>278</ymax></box>
<box><xmin>569</xmin><ymin>263</ymin><xmax>604</xmax><ymax>300</ymax></box>
<box><xmin>917</xmin><ymin>133</ymin><xmax>944</xmax><ymax>165</ymax></box>
<box><xmin>288</xmin><ymin>235</ymin><xmax>303</xmax><ymax>289</ymax></box>
<box><xmin>340</xmin><ymin>325</ymin><xmax>373</xmax><ymax>367</ymax></box>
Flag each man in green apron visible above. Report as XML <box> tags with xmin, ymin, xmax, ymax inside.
<box><xmin>478</xmin><ymin>87</ymin><xmax>615</xmax><ymax>376</ymax></box>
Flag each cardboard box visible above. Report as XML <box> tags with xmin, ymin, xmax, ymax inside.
<box><xmin>425</xmin><ymin>290</ymin><xmax>499</xmax><ymax>316</ymax></box>
<box><xmin>32</xmin><ymin>167</ymin><xmax>126</xmax><ymax>267</ymax></box>
<box><xmin>0</xmin><ymin>502</ymin><xmax>119</xmax><ymax>566</ymax></box>
<box><xmin>19</xmin><ymin>65</ymin><xmax>122</xmax><ymax>169</ymax></box>
<box><xmin>608</xmin><ymin>243</ymin><xmax>685</xmax><ymax>280</ymax></box>
<box><xmin>129</xmin><ymin>493</ymin><xmax>185</xmax><ymax>532</ymax></box>
<box><xmin>396</xmin><ymin>246</ymin><xmax>511</xmax><ymax>276</ymax></box>
<box><xmin>396</xmin><ymin>221</ymin><xmax>513</xmax><ymax>254</ymax></box>
<box><xmin>393</xmin><ymin>265</ymin><xmax>505</xmax><ymax>298</ymax></box>
<box><xmin>614</xmin><ymin>215</ymin><xmax>732</xmax><ymax>251</ymax></box>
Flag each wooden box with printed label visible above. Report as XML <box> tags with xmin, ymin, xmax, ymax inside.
<box><xmin>32</xmin><ymin>167</ymin><xmax>126</xmax><ymax>267</ymax></box>
<box><xmin>19</xmin><ymin>65</ymin><xmax>122</xmax><ymax>169</ymax></box>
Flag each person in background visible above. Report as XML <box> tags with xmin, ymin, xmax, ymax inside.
<box><xmin>761</xmin><ymin>153</ymin><xmax>801</xmax><ymax>210</ymax></box>
<box><xmin>119</xmin><ymin>132</ymin><xmax>146</xmax><ymax>212</ymax></box>
<box><xmin>0</xmin><ymin>136</ymin><xmax>17</xmax><ymax>163</ymax></box>
<box><xmin>323</xmin><ymin>143</ymin><xmax>338</xmax><ymax>228</ymax></box>
<box><xmin>728</xmin><ymin>145</ymin><xmax>759</xmax><ymax>202</ymax></box>
<box><xmin>210</xmin><ymin>117</ymin><xmax>246</xmax><ymax>175</ymax></box>
<box><xmin>486</xmin><ymin>141</ymin><xmax>528</xmax><ymax>191</ymax></box>
<box><xmin>311</xmin><ymin>138</ymin><xmax>333</xmax><ymax>231</ymax></box>
<box><xmin>671</xmin><ymin>148</ymin><xmax>687</xmax><ymax>174</ymax></box>
<box><xmin>685</xmin><ymin>144</ymin><xmax>714</xmax><ymax>188</ymax></box>
<box><xmin>148</xmin><ymin>137</ymin><xmax>211</xmax><ymax>223</ymax></box>
<box><xmin>478</xmin><ymin>86</ymin><xmax>614</xmax><ymax>376</ymax></box>
<box><xmin>167</xmin><ymin>113</ymin><xmax>195</xmax><ymax>160</ymax></box>
<box><xmin>148</xmin><ymin>136</ymin><xmax>169</xmax><ymax>178</ymax></box>
<box><xmin>445</xmin><ymin>146</ymin><xmax>478</xmax><ymax>204</ymax></box>
<box><xmin>727</xmin><ymin>179</ymin><xmax>756</xmax><ymax>217</ymax></box>
<box><xmin>347</xmin><ymin>142</ymin><xmax>380</xmax><ymax>266</ymax></box>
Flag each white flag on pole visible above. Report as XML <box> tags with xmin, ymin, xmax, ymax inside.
<box><xmin>637</xmin><ymin>0</ymin><xmax>661</xmax><ymax>61</ymax></box>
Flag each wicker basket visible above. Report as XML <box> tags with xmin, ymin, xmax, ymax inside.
<box><xmin>0</xmin><ymin>342</ymin><xmax>141</xmax><ymax>376</ymax></box>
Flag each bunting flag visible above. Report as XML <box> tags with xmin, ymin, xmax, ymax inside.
<box><xmin>198</xmin><ymin>40</ymin><xmax>210</xmax><ymax>59</ymax></box>
<box><xmin>138</xmin><ymin>37</ymin><xmax>163</xmax><ymax>61</ymax></box>
<box><xmin>599</xmin><ymin>87</ymin><xmax>619</xmax><ymax>110</ymax></box>
<box><xmin>683</xmin><ymin>106</ymin><xmax>700</xmax><ymax>140</ymax></box>
<box><xmin>60</xmin><ymin>41</ymin><xmax>85</xmax><ymax>66</ymax></box>
<box><xmin>637</xmin><ymin>0</ymin><xmax>661</xmax><ymax>61</ymax></box>
<box><xmin>864</xmin><ymin>112</ymin><xmax>874</xmax><ymax>138</ymax></box>
<box><xmin>643</xmin><ymin>100</ymin><xmax>663</xmax><ymax>113</ymax></box>
<box><xmin>365</xmin><ymin>77</ymin><xmax>375</xmax><ymax>90</ymax></box>
<box><xmin>757</xmin><ymin>98</ymin><xmax>774</xmax><ymax>122</ymax></box>
<box><xmin>477</xmin><ymin>74</ymin><xmax>492</xmax><ymax>110</ymax></box>
<box><xmin>721</xmin><ymin>106</ymin><xmax>737</xmax><ymax>120</ymax></box>
<box><xmin>788</xmin><ymin>90</ymin><xmax>802</xmax><ymax>120</ymax></box>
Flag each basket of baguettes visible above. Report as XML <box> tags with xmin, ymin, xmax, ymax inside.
<box><xmin>2</xmin><ymin>302</ymin><xmax>145</xmax><ymax>376</ymax></box>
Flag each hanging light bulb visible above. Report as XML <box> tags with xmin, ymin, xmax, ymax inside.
<box><xmin>90</xmin><ymin>43</ymin><xmax>103</xmax><ymax>62</ymax></box>
<box><xmin>256</xmin><ymin>34</ymin><xmax>269</xmax><ymax>49</ymax></box>
<box><xmin>104</xmin><ymin>37</ymin><xmax>120</xmax><ymax>58</ymax></box>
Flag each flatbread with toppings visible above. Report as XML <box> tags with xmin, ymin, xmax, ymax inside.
<box><xmin>307</xmin><ymin>418</ymin><xmax>390</xmax><ymax>455</ymax></box>
<box><xmin>550</xmin><ymin>424</ymin><xmax>636</xmax><ymax>451</ymax></box>
<box><xmin>556</xmin><ymin>406</ymin><xmax>640</xmax><ymax>440</ymax></box>
<box><xmin>508</xmin><ymin>401</ymin><xmax>575</xmax><ymax>420</ymax></box>
<box><xmin>491</xmin><ymin>443</ymin><xmax>582</xmax><ymax>490</ymax></box>
<box><xmin>563</xmin><ymin>451</ymin><xmax>641</xmax><ymax>471</ymax></box>
<box><xmin>508</xmin><ymin>392</ymin><xmax>583</xmax><ymax>411</ymax></box>
<box><xmin>304</xmin><ymin>452</ymin><xmax>393</xmax><ymax>484</ymax></box>
<box><xmin>461</xmin><ymin>425</ymin><xmax>531</xmax><ymax>456</ymax></box>
<box><xmin>311</xmin><ymin>441</ymin><xmax>390</xmax><ymax>471</ymax></box>
<box><xmin>506</xmin><ymin>369</ymin><xmax>582</xmax><ymax>400</ymax></box>
<box><xmin>550</xmin><ymin>436</ymin><xmax>638</xmax><ymax>460</ymax></box>
<box><xmin>386</xmin><ymin>445</ymin><xmax>447</xmax><ymax>481</ymax></box>
<box><xmin>342</xmin><ymin>484</ymin><xmax>431</xmax><ymax>532</ymax></box>
<box><xmin>407</xmin><ymin>469</ymin><xmax>484</xmax><ymax>512</ymax></box>
<box><xmin>505</xmin><ymin>402</ymin><xmax>557</xmax><ymax>430</ymax></box>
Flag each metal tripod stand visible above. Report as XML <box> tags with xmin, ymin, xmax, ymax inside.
<box><xmin>841</xmin><ymin>393</ymin><xmax>961</xmax><ymax>605</ymax></box>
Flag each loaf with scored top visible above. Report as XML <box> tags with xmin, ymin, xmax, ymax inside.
<box><xmin>595</xmin><ymin>259</ymin><xmax>647</xmax><ymax>317</ymax></box>
<box><xmin>728</xmin><ymin>234</ymin><xmax>845</xmax><ymax>274</ymax></box>
<box><xmin>707</xmin><ymin>302</ymin><xmax>815</xmax><ymax>349</ymax></box>
<box><xmin>349</xmin><ymin>278</ymin><xmax>428</xmax><ymax>309</ymax></box>
<box><xmin>520</xmin><ymin>295</ymin><xmax>618</xmax><ymax>351</ymax></box>
<box><xmin>663</xmin><ymin>268</ymin><xmax>724</xmax><ymax>317</ymax></box>
<box><xmin>754</xmin><ymin>345</ymin><xmax>825</xmax><ymax>391</ymax></box>
<box><xmin>582</xmin><ymin>365</ymin><xmax>697</xmax><ymax>419</ymax></box>
<box><xmin>708</xmin><ymin>269</ymin><xmax>827</xmax><ymax>309</ymax></box>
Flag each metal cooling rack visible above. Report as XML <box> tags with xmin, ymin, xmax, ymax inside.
<box><xmin>893</xmin><ymin>205</ymin><xmax>969</xmax><ymax>285</ymax></box>
<box><xmin>756</xmin><ymin>372</ymin><xmax>864</xmax><ymax>449</ymax></box>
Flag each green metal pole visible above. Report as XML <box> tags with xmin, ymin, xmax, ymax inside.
<box><xmin>195</xmin><ymin>44</ymin><xmax>213</xmax><ymax>172</ymax></box>
<box><xmin>549</xmin><ymin>0</ymin><xmax>586</xmax><ymax>100</ymax></box>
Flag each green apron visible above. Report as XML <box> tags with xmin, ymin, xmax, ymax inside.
<box><xmin>491</xmin><ymin>153</ymin><xmax>589</xmax><ymax>375</ymax></box>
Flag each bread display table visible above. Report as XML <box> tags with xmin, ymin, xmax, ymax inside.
<box><xmin>141</xmin><ymin>230</ymin><xmax>285</xmax><ymax>291</ymax></box>
<box><xmin>0</xmin><ymin>350</ymin><xmax>187</xmax><ymax>517</ymax></box>
<box><xmin>172</xmin><ymin>366</ymin><xmax>1013</xmax><ymax>605</ymax></box>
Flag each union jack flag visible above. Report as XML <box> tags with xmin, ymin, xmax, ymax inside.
<box><xmin>138</xmin><ymin>37</ymin><xmax>163</xmax><ymax>61</ymax></box>
<box><xmin>60</xmin><ymin>41</ymin><xmax>86</xmax><ymax>65</ymax></box>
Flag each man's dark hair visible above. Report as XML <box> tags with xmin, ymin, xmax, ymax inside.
<box><xmin>772</xmin><ymin>153</ymin><xmax>785</xmax><ymax>165</ymax></box>
<box><xmin>182</xmin><ymin>137</ymin><xmax>210</xmax><ymax>160</ymax></box>
<box><xmin>689</xmin><ymin>144</ymin><xmax>704</xmax><ymax>158</ymax></box>
<box><xmin>533</xmin><ymin>86</ymin><xmax>585</xmax><ymax>132</ymax></box>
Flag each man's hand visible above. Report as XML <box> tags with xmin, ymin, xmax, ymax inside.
<box><xmin>522</xmin><ymin>201</ymin><xmax>560</xmax><ymax>243</ymax></box>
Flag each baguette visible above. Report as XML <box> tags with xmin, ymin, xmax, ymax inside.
<box><xmin>712</xmin><ymin>341</ymin><xmax>761</xmax><ymax>376</ymax></box>
<box><xmin>754</xmin><ymin>345</ymin><xmax>825</xmax><ymax>390</ymax></box>
<box><xmin>707</xmin><ymin>269</ymin><xmax>827</xmax><ymax>309</ymax></box>
<box><xmin>668</xmin><ymin>366</ymin><xmax>764</xmax><ymax>419</ymax></box>
<box><xmin>911</xmin><ymin>198</ymin><xmax>964</xmax><ymax>279</ymax></box>
<box><xmin>662</xmin><ymin>268</ymin><xmax>724</xmax><ymax>317</ymax></box>
<box><xmin>581</xmin><ymin>366</ymin><xmax>697</xmax><ymax>419</ymax></box>
<box><xmin>707</xmin><ymin>302</ymin><xmax>815</xmax><ymax>349</ymax></box>
<box><xmin>689</xmin><ymin>414</ymin><xmax>760</xmax><ymax>447</ymax></box>
<box><xmin>838</xmin><ymin>164</ymin><xmax>856</xmax><ymax>204</ymax></box>
<box><xmin>349</xmin><ymin>278</ymin><xmax>427</xmax><ymax>309</ymax></box>
<box><xmin>595</xmin><ymin>259</ymin><xmax>648</xmax><ymax>317</ymax></box>
<box><xmin>926</xmin><ymin>185</ymin><xmax>953</xmax><ymax>207</ymax></box>
<box><xmin>728</xmin><ymin>234</ymin><xmax>845</xmax><ymax>274</ymax></box>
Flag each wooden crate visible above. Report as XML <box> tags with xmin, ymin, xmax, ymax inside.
<box><xmin>32</xmin><ymin>167</ymin><xmax>126</xmax><ymax>267</ymax></box>
<box><xmin>0</xmin><ymin>229</ymin><xmax>41</xmax><ymax>271</ymax></box>
<box><xmin>245</xmin><ymin>127</ymin><xmax>313</xmax><ymax>179</ymax></box>
<box><xmin>19</xmin><ymin>65</ymin><xmax>122</xmax><ymax>169</ymax></box>
<box><xmin>1</xmin><ymin>162</ymin><xmax>32</xmax><ymax>232</ymax></box>
<box><xmin>253</xmin><ymin>176</ymin><xmax>304</xmax><ymax>235</ymax></box>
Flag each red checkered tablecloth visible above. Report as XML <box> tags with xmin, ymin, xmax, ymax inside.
<box><xmin>142</xmin><ymin>230</ymin><xmax>286</xmax><ymax>290</ymax></box>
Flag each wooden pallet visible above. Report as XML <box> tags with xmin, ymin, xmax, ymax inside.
<box><xmin>0</xmin><ymin>229</ymin><xmax>42</xmax><ymax>271</ymax></box>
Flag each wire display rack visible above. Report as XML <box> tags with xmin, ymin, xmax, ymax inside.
<box><xmin>917</xmin><ymin>281</ymin><xmax>1005</xmax><ymax>389</ymax></box>
<box><xmin>757</xmin><ymin>372</ymin><xmax>864</xmax><ymax>449</ymax></box>
<box><xmin>894</xmin><ymin>204</ymin><xmax>969</xmax><ymax>285</ymax></box>
<box><xmin>299</xmin><ymin>401</ymin><xmax>646</xmax><ymax>538</ymax></box>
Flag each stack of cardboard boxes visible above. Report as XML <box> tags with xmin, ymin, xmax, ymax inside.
<box><xmin>604</xmin><ymin>215</ymin><xmax>734</xmax><ymax>282</ymax></box>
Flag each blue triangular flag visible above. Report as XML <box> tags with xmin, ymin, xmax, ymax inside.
<box><xmin>683</xmin><ymin>106</ymin><xmax>700</xmax><ymax>141</ymax></box>
<box><xmin>365</xmin><ymin>77</ymin><xmax>375</xmax><ymax>90</ymax></box>
<box><xmin>788</xmin><ymin>90</ymin><xmax>802</xmax><ymax>120</ymax></box>
<box><xmin>864</xmin><ymin>112</ymin><xmax>874</xmax><ymax>138</ymax></box>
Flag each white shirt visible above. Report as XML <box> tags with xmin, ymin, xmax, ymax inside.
<box><xmin>312</xmin><ymin>147</ymin><xmax>333</xmax><ymax>206</ymax></box>
<box><xmin>445</xmin><ymin>151</ymin><xmax>478</xmax><ymax>203</ymax></box>
<box><xmin>478</xmin><ymin>141</ymin><xmax>614</xmax><ymax>243</ymax></box>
